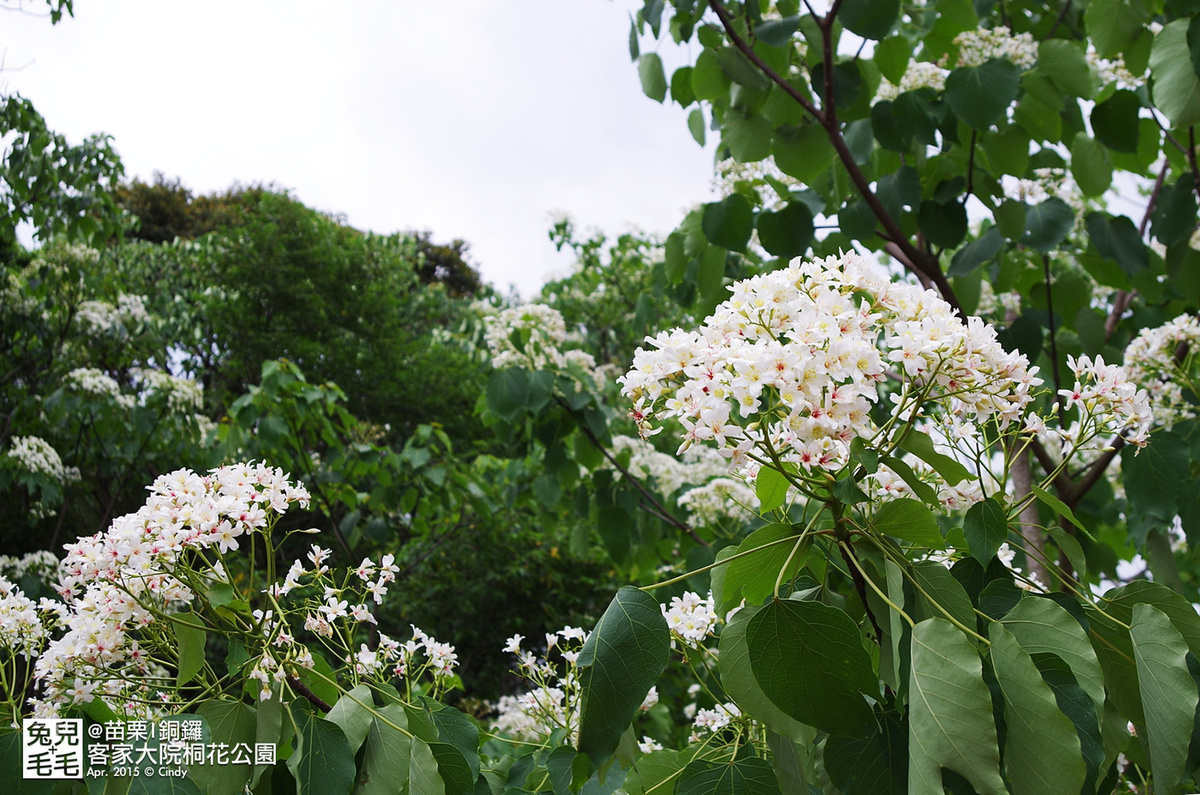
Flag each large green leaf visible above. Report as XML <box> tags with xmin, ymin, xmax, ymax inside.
<box><xmin>725</xmin><ymin>523</ymin><xmax>806</xmax><ymax>609</ymax></box>
<box><xmin>1131</xmin><ymin>603</ymin><xmax>1200</xmax><ymax>795</ymax></box>
<box><xmin>746</xmin><ymin>599</ymin><xmax>878</xmax><ymax>737</ymax></box>
<box><xmin>286</xmin><ymin>708</ymin><xmax>356</xmax><ymax>795</ymax></box>
<box><xmin>1020</xmin><ymin>198</ymin><xmax>1074</xmax><ymax>253</ymax></box>
<box><xmin>702</xmin><ymin>194</ymin><xmax>754</xmax><ymax>252</ymax></box>
<box><xmin>1086</xmin><ymin>0</ymin><xmax>1143</xmax><ymax>58</ymax></box>
<box><xmin>577</xmin><ymin>586</ymin><xmax>671</xmax><ymax>764</ymax></box>
<box><xmin>756</xmin><ymin>202</ymin><xmax>814</xmax><ymax>260</ymax></box>
<box><xmin>638</xmin><ymin>53</ymin><xmax>667</xmax><ymax>103</ymax></box>
<box><xmin>1091</xmin><ymin>90</ymin><xmax>1141</xmax><ymax>153</ymax></box>
<box><xmin>773</xmin><ymin>125</ymin><xmax>835</xmax><ymax>184</ymax></box>
<box><xmin>410</xmin><ymin>736</ymin><xmax>445</xmax><ymax>795</ymax></box>
<box><xmin>945</xmin><ymin>59</ymin><xmax>1020</xmax><ymax>129</ymax></box>
<box><xmin>174</xmin><ymin>613</ymin><xmax>206</xmax><ymax>687</ymax></box>
<box><xmin>989</xmin><ymin>625</ymin><xmax>1086</xmax><ymax>795</ymax></box>
<box><xmin>719</xmin><ymin>604</ymin><xmax>817</xmax><ymax>742</ymax></box>
<box><xmin>824</xmin><ymin>707</ymin><xmax>907</xmax><ymax>794</ymax></box>
<box><xmin>353</xmin><ymin>705</ymin><xmax>412</xmax><ymax>795</ymax></box>
<box><xmin>911</xmin><ymin>561</ymin><xmax>975</xmax><ymax>629</ymax></box>
<box><xmin>963</xmin><ymin>497</ymin><xmax>1008</xmax><ymax>565</ymax></box>
<box><xmin>838</xmin><ymin>0</ymin><xmax>898</xmax><ymax>40</ymax></box>
<box><xmin>327</xmin><ymin>684</ymin><xmax>374</xmax><ymax>754</ymax></box>
<box><xmin>677</xmin><ymin>757</ymin><xmax>781</xmax><ymax>795</ymax></box>
<box><xmin>1000</xmin><ymin>597</ymin><xmax>1105</xmax><ymax>721</ymax></box>
<box><xmin>871</xmin><ymin>498</ymin><xmax>943</xmax><ymax>548</ymax></box>
<box><xmin>192</xmin><ymin>701</ymin><xmax>254</xmax><ymax>795</ymax></box>
<box><xmin>1086</xmin><ymin>212</ymin><xmax>1149</xmax><ymax>277</ymax></box>
<box><xmin>1038</xmin><ymin>40</ymin><xmax>1094</xmax><ymax>98</ymax></box>
<box><xmin>908</xmin><ymin>619</ymin><xmax>1006</xmax><ymax>795</ymax></box>
<box><xmin>896</xmin><ymin>430</ymin><xmax>972</xmax><ymax>486</ymax></box>
<box><xmin>1151</xmin><ymin>20</ymin><xmax>1200</xmax><ymax>128</ymax></box>
<box><xmin>1070</xmin><ymin>133</ymin><xmax>1113</xmax><ymax>196</ymax></box>
<box><xmin>724</xmin><ymin>112</ymin><xmax>773</xmax><ymax>163</ymax></box>
<box><xmin>756</xmin><ymin>465</ymin><xmax>790</xmax><ymax>513</ymax></box>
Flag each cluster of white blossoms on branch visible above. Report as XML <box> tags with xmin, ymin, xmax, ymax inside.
<box><xmin>30</xmin><ymin>463</ymin><xmax>311</xmax><ymax>717</ymax></box>
<box><xmin>74</xmin><ymin>294</ymin><xmax>150</xmax><ymax>338</ymax></box>
<box><xmin>953</xmin><ymin>26</ymin><xmax>1038</xmax><ymax>70</ymax></box>
<box><xmin>5</xmin><ymin>436</ymin><xmax>80</xmax><ymax>484</ymax></box>
<box><xmin>1037</xmin><ymin>354</ymin><xmax>1154</xmax><ymax>461</ymax></box>
<box><xmin>619</xmin><ymin>252</ymin><xmax>1042</xmax><ymax>492</ymax></box>
<box><xmin>484</xmin><ymin>303</ymin><xmax>596</xmax><ymax>374</ymax></box>
<box><xmin>1120</xmin><ymin>313</ymin><xmax>1200</xmax><ymax>430</ymax></box>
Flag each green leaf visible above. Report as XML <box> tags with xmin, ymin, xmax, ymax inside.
<box><xmin>773</xmin><ymin>124</ymin><xmax>835</xmax><ymax>184</ymax></box>
<box><xmin>671</xmin><ymin>67</ymin><xmax>696</xmax><ymax>107</ymax></box>
<box><xmin>879</xmin><ymin>455</ymin><xmax>937</xmax><ymax>504</ymax></box>
<box><xmin>824</xmin><ymin>708</ymin><xmax>907</xmax><ymax>794</ymax></box>
<box><xmin>688</xmin><ymin>107</ymin><xmax>706</xmax><ymax>146</ymax></box>
<box><xmin>989</xmin><ymin>625</ymin><xmax>1086</xmax><ymax>794</ymax></box>
<box><xmin>949</xmin><ymin>227</ymin><xmax>1004</xmax><ymax>276</ymax></box>
<box><xmin>718</xmin><ymin>46</ymin><xmax>773</xmax><ymax>91</ymax></box>
<box><xmin>912</xmin><ymin>561</ymin><xmax>976</xmax><ymax>629</ymax></box>
<box><xmin>485</xmin><ymin>368</ymin><xmax>528</xmax><ymax>422</ymax></box>
<box><xmin>699</xmin><ymin>244</ymin><xmax>727</xmax><ymax>306</ymax></box>
<box><xmin>871</xmin><ymin>498</ymin><xmax>943</xmax><ymax>547</ymax></box>
<box><xmin>756</xmin><ymin>202</ymin><xmax>814</xmax><ymax>259</ymax></box>
<box><xmin>756</xmin><ymin>16</ymin><xmax>799</xmax><ymax>47</ymax></box>
<box><xmin>1086</xmin><ymin>0</ymin><xmax>1142</xmax><ymax>58</ymax></box>
<box><xmin>638</xmin><ymin>53</ymin><xmax>667</xmax><ymax>103</ymax></box>
<box><xmin>908</xmin><ymin>619</ymin><xmax>1006</xmax><ymax>795</ymax></box>
<box><xmin>896</xmin><ymin>429</ymin><xmax>972</xmax><ymax>486</ymax></box>
<box><xmin>703</xmin><ymin>193</ymin><xmax>755</xmax><ymax>252</ymax></box>
<box><xmin>838</xmin><ymin>0</ymin><xmax>898</xmax><ymax>40</ymax></box>
<box><xmin>874</xmin><ymin>36</ymin><xmax>911</xmax><ymax>84</ymax></box>
<box><xmin>191</xmin><ymin>702</ymin><xmax>254</xmax><ymax>795</ymax></box>
<box><xmin>1086</xmin><ymin>212</ymin><xmax>1149</xmax><ymax>277</ymax></box>
<box><xmin>1131</xmin><ymin>603</ymin><xmax>1200</xmax><ymax>794</ymax></box>
<box><xmin>577</xmin><ymin>586</ymin><xmax>671</xmax><ymax>764</ymax></box>
<box><xmin>353</xmin><ymin>705</ymin><xmax>411</xmax><ymax>795</ymax></box>
<box><xmin>918</xmin><ymin>200</ymin><xmax>967</xmax><ymax>248</ymax></box>
<box><xmin>747</xmin><ymin>599</ymin><xmax>879</xmax><ymax>737</ymax></box>
<box><xmin>1020</xmin><ymin>198</ymin><xmax>1074</xmax><ymax>253</ymax></box>
<box><xmin>1151</xmin><ymin>174</ymin><xmax>1197</xmax><ymax>247</ymax></box>
<box><xmin>719</xmin><ymin>606</ymin><xmax>816</xmax><ymax>742</ymax></box>
<box><xmin>756</xmin><ymin>465</ymin><xmax>791</xmax><ymax>513</ymax></box>
<box><xmin>1091</xmin><ymin>90</ymin><xmax>1141</xmax><ymax>153</ymax></box>
<box><xmin>1151</xmin><ymin>20</ymin><xmax>1200</xmax><ymax>128</ymax></box>
<box><xmin>1037</xmin><ymin>40</ymin><xmax>1094</xmax><ymax>98</ymax></box>
<box><xmin>287</xmin><ymin>709</ymin><xmax>356</xmax><ymax>795</ymax></box>
<box><xmin>1001</xmin><ymin>597</ymin><xmax>1106</xmax><ymax>720</ymax></box>
<box><xmin>1070</xmin><ymin>133</ymin><xmax>1113</xmax><ymax>196</ymax></box>
<box><xmin>725</xmin><ymin>524</ymin><xmax>806</xmax><ymax>608</ymax></box>
<box><xmin>327</xmin><ymin>684</ymin><xmax>375</xmax><ymax>754</ymax></box>
<box><xmin>945</xmin><ymin>58</ymin><xmax>1021</xmax><ymax>129</ymax></box>
<box><xmin>692</xmin><ymin>49</ymin><xmax>730</xmax><ymax>101</ymax></box>
<box><xmin>175</xmin><ymin>613</ymin><xmax>206</xmax><ymax>687</ymax></box>
<box><xmin>724</xmin><ymin>112</ymin><xmax>773</xmax><ymax>162</ymax></box>
<box><xmin>677</xmin><ymin>757</ymin><xmax>782</xmax><ymax>795</ymax></box>
<box><xmin>410</xmin><ymin>736</ymin><xmax>445</xmax><ymax>795</ymax></box>
<box><xmin>963</xmin><ymin>497</ymin><xmax>1008</xmax><ymax>564</ymax></box>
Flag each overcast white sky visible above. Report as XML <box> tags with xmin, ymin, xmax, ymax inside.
<box><xmin>3</xmin><ymin>0</ymin><xmax>717</xmax><ymax>296</ymax></box>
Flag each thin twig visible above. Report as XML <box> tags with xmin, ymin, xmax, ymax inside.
<box><xmin>1045</xmin><ymin>0</ymin><xmax>1072</xmax><ymax>39</ymax></box>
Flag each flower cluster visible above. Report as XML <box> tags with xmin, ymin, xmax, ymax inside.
<box><xmin>620</xmin><ymin>252</ymin><xmax>1040</xmax><ymax>493</ymax></box>
<box><xmin>1042</xmin><ymin>354</ymin><xmax>1154</xmax><ymax>457</ymax></box>
<box><xmin>1121</xmin><ymin>313</ymin><xmax>1200</xmax><ymax>430</ymax></box>
<box><xmin>0</xmin><ymin>576</ymin><xmax>59</xmax><ymax>659</ymax></box>
<box><xmin>6</xmin><ymin>436</ymin><xmax>80</xmax><ymax>484</ymax></box>
<box><xmin>953</xmin><ymin>26</ymin><xmax>1038</xmax><ymax>70</ymax></box>
<box><xmin>74</xmin><ymin>294</ymin><xmax>149</xmax><ymax>338</ymax></box>
<box><xmin>132</xmin><ymin>368</ymin><xmax>204</xmax><ymax>412</ymax></box>
<box><xmin>874</xmin><ymin>60</ymin><xmax>948</xmax><ymax>102</ymax></box>
<box><xmin>676</xmin><ymin>478</ymin><xmax>759</xmax><ymax>529</ymax></box>
<box><xmin>661</xmin><ymin>591</ymin><xmax>719</xmax><ymax>647</ymax></box>
<box><xmin>485</xmin><ymin>304</ymin><xmax>572</xmax><ymax>369</ymax></box>
<box><xmin>31</xmin><ymin>464</ymin><xmax>311</xmax><ymax>716</ymax></box>
<box><xmin>492</xmin><ymin>626</ymin><xmax>593</xmax><ymax>742</ymax></box>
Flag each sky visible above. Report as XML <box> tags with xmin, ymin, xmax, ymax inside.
<box><xmin>3</xmin><ymin>0</ymin><xmax>718</xmax><ymax>297</ymax></box>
